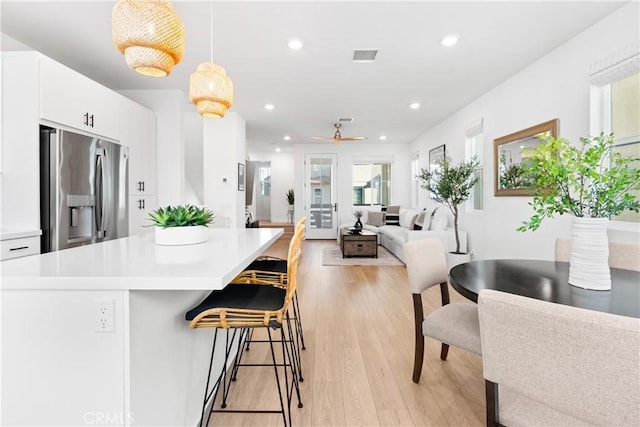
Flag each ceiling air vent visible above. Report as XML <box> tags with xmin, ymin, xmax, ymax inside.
<box><xmin>352</xmin><ymin>49</ymin><xmax>377</xmax><ymax>62</ymax></box>
<box><xmin>338</xmin><ymin>117</ymin><xmax>354</xmax><ymax>123</ymax></box>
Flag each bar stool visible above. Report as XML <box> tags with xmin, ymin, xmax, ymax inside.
<box><xmin>232</xmin><ymin>221</ymin><xmax>306</xmax><ymax>380</ymax></box>
<box><xmin>186</xmin><ymin>249</ymin><xmax>303</xmax><ymax>427</ymax></box>
<box><xmin>235</xmin><ymin>218</ymin><xmax>307</xmax><ymax>349</ymax></box>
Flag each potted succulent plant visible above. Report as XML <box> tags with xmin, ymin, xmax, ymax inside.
<box><xmin>286</xmin><ymin>188</ymin><xmax>295</xmax><ymax>223</ymax></box>
<box><xmin>517</xmin><ymin>133</ymin><xmax>640</xmax><ymax>290</ymax></box>
<box><xmin>418</xmin><ymin>157</ymin><xmax>479</xmax><ymax>267</ymax></box>
<box><xmin>149</xmin><ymin>204</ymin><xmax>215</xmax><ymax>246</ymax></box>
<box><xmin>286</xmin><ymin>188</ymin><xmax>295</xmax><ymax>208</ymax></box>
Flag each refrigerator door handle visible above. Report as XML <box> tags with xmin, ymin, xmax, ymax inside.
<box><xmin>95</xmin><ymin>148</ymin><xmax>107</xmax><ymax>238</ymax></box>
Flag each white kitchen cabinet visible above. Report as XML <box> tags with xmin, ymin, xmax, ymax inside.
<box><xmin>1</xmin><ymin>52</ymin><xmax>41</xmax><ymax>233</ymax></box>
<box><xmin>129</xmin><ymin>195</ymin><xmax>156</xmax><ymax>235</ymax></box>
<box><xmin>120</xmin><ymin>98</ymin><xmax>157</xmax><ymax>196</ymax></box>
<box><xmin>40</xmin><ymin>56</ymin><xmax>119</xmax><ymax>139</ymax></box>
<box><xmin>0</xmin><ymin>235</ymin><xmax>41</xmax><ymax>261</ymax></box>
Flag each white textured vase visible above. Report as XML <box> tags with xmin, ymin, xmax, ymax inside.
<box><xmin>568</xmin><ymin>217</ymin><xmax>610</xmax><ymax>290</ymax></box>
<box><xmin>155</xmin><ymin>226</ymin><xmax>209</xmax><ymax>246</ymax></box>
<box><xmin>446</xmin><ymin>251</ymin><xmax>471</xmax><ymax>270</ymax></box>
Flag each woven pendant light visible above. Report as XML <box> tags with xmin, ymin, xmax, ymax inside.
<box><xmin>112</xmin><ymin>0</ymin><xmax>185</xmax><ymax>77</ymax></box>
<box><xmin>189</xmin><ymin>1</ymin><xmax>233</xmax><ymax>118</ymax></box>
<box><xmin>190</xmin><ymin>63</ymin><xmax>233</xmax><ymax>118</ymax></box>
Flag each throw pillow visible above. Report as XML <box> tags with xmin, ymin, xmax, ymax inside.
<box><xmin>408</xmin><ymin>213</ymin><xmax>418</xmax><ymax>230</ymax></box>
<box><xmin>385</xmin><ymin>211</ymin><xmax>400</xmax><ymax>226</ymax></box>
<box><xmin>413</xmin><ymin>210</ymin><xmax>427</xmax><ymax>230</ymax></box>
<box><xmin>386</xmin><ymin>205</ymin><xmax>400</xmax><ymax>214</ymax></box>
<box><xmin>430</xmin><ymin>213</ymin><xmax>447</xmax><ymax>231</ymax></box>
<box><xmin>367</xmin><ymin>211</ymin><xmax>385</xmax><ymax>227</ymax></box>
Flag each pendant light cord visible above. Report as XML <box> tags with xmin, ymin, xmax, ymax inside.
<box><xmin>210</xmin><ymin>0</ymin><xmax>214</xmax><ymax>63</ymax></box>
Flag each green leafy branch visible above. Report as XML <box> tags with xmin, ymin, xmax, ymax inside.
<box><xmin>517</xmin><ymin>133</ymin><xmax>640</xmax><ymax>231</ymax></box>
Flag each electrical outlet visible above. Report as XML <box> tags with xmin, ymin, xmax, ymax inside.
<box><xmin>95</xmin><ymin>300</ymin><xmax>115</xmax><ymax>332</ymax></box>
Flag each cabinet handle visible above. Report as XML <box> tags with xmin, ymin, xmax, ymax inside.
<box><xmin>138</xmin><ymin>199</ymin><xmax>145</xmax><ymax>210</ymax></box>
<box><xmin>89</xmin><ymin>114</ymin><xmax>95</xmax><ymax>128</ymax></box>
<box><xmin>137</xmin><ymin>181</ymin><xmax>145</xmax><ymax>192</ymax></box>
<box><xmin>141</xmin><ymin>199</ymin><xmax>145</xmax><ymax>210</ymax></box>
<box><xmin>141</xmin><ymin>181</ymin><xmax>145</xmax><ymax>192</ymax></box>
<box><xmin>83</xmin><ymin>112</ymin><xmax>89</xmax><ymax>126</ymax></box>
<box><xmin>9</xmin><ymin>246</ymin><xmax>29</xmax><ymax>252</ymax></box>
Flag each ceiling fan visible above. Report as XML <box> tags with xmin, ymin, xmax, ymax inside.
<box><xmin>312</xmin><ymin>123</ymin><xmax>367</xmax><ymax>143</ymax></box>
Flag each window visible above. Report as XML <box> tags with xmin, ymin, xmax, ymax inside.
<box><xmin>258</xmin><ymin>165</ymin><xmax>271</xmax><ymax>197</ymax></box>
<box><xmin>465</xmin><ymin>119</ymin><xmax>484</xmax><ymax>211</ymax></box>
<box><xmin>411</xmin><ymin>153</ymin><xmax>420</xmax><ymax>208</ymax></box>
<box><xmin>352</xmin><ymin>162</ymin><xmax>391</xmax><ymax>205</ymax></box>
<box><xmin>591</xmin><ymin>43</ymin><xmax>639</xmax><ymax>222</ymax></box>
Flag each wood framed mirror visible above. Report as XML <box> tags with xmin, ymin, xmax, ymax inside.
<box><xmin>494</xmin><ymin>119</ymin><xmax>558</xmax><ymax>196</ymax></box>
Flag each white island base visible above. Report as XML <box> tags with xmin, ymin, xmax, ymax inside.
<box><xmin>1</xmin><ymin>228</ymin><xmax>283</xmax><ymax>426</ymax></box>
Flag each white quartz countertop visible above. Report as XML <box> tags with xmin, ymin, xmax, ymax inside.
<box><xmin>0</xmin><ymin>228</ymin><xmax>283</xmax><ymax>290</ymax></box>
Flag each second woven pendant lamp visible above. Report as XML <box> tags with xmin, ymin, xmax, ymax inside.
<box><xmin>189</xmin><ymin>1</ymin><xmax>233</xmax><ymax>118</ymax></box>
<box><xmin>112</xmin><ymin>0</ymin><xmax>185</xmax><ymax>77</ymax></box>
<box><xmin>190</xmin><ymin>63</ymin><xmax>233</xmax><ymax>118</ymax></box>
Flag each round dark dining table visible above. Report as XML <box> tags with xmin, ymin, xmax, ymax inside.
<box><xmin>449</xmin><ymin>259</ymin><xmax>640</xmax><ymax>318</ymax></box>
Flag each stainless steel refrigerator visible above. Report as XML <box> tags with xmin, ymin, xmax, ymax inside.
<box><xmin>40</xmin><ymin>126</ymin><xmax>129</xmax><ymax>253</ymax></box>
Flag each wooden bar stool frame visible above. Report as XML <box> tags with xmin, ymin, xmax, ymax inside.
<box><xmin>189</xmin><ymin>250</ymin><xmax>303</xmax><ymax>427</ymax></box>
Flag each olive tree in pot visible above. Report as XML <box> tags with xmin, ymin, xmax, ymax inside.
<box><xmin>418</xmin><ymin>157</ymin><xmax>479</xmax><ymax>267</ymax></box>
<box><xmin>517</xmin><ymin>133</ymin><xmax>640</xmax><ymax>290</ymax></box>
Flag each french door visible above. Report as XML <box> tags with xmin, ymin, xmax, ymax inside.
<box><xmin>304</xmin><ymin>154</ymin><xmax>338</xmax><ymax>239</ymax></box>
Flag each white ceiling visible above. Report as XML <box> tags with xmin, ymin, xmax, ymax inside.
<box><xmin>0</xmin><ymin>1</ymin><xmax>626</xmax><ymax>152</ymax></box>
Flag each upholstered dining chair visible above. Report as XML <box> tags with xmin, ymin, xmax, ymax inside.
<box><xmin>555</xmin><ymin>238</ymin><xmax>640</xmax><ymax>271</ymax></box>
<box><xmin>404</xmin><ymin>238</ymin><xmax>481</xmax><ymax>383</ymax></box>
<box><xmin>478</xmin><ymin>289</ymin><xmax>640</xmax><ymax>427</ymax></box>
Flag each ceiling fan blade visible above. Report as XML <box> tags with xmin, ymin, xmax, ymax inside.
<box><xmin>311</xmin><ymin>136</ymin><xmax>336</xmax><ymax>141</ymax></box>
<box><xmin>340</xmin><ymin>136</ymin><xmax>367</xmax><ymax>141</ymax></box>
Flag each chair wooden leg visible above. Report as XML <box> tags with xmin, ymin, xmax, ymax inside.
<box><xmin>412</xmin><ymin>293</ymin><xmax>424</xmax><ymax>383</ymax></box>
<box><xmin>440</xmin><ymin>343</ymin><xmax>449</xmax><ymax>360</ymax></box>
<box><xmin>485</xmin><ymin>379</ymin><xmax>499</xmax><ymax>427</ymax></box>
<box><xmin>412</xmin><ymin>336</ymin><xmax>424</xmax><ymax>383</ymax></box>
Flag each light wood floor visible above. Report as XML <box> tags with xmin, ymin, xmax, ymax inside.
<box><xmin>209</xmin><ymin>239</ymin><xmax>485</xmax><ymax>427</ymax></box>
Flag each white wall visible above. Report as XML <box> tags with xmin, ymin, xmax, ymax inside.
<box><xmin>293</xmin><ymin>142</ymin><xmax>411</xmax><ymax>229</ymax></box>
<box><xmin>119</xmin><ymin>90</ymin><xmax>185</xmax><ymax>207</ymax></box>
<box><xmin>248</xmin><ymin>152</ymin><xmax>295</xmax><ymax>223</ymax></box>
<box><xmin>409</xmin><ymin>2</ymin><xmax>640</xmax><ymax>261</ymax></box>
<box><xmin>183</xmin><ymin>112</ymin><xmax>204</xmax><ymax>205</ymax></box>
<box><xmin>203</xmin><ymin>112</ymin><xmax>246</xmax><ymax>228</ymax></box>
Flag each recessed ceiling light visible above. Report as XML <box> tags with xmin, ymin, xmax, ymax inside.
<box><xmin>275</xmin><ymin>147</ymin><xmax>281</xmax><ymax>152</ymax></box>
<box><xmin>410</xmin><ymin>102</ymin><xmax>421</xmax><ymax>110</ymax></box>
<box><xmin>441</xmin><ymin>34</ymin><xmax>459</xmax><ymax>47</ymax></box>
<box><xmin>264</xmin><ymin>104</ymin><xmax>275</xmax><ymax>111</ymax></box>
<box><xmin>379</xmin><ymin>135</ymin><xmax>387</xmax><ymax>140</ymax></box>
<box><xmin>288</xmin><ymin>39</ymin><xmax>303</xmax><ymax>50</ymax></box>
<box><xmin>283</xmin><ymin>135</ymin><xmax>291</xmax><ymax>141</ymax></box>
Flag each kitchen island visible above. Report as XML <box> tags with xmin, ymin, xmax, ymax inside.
<box><xmin>1</xmin><ymin>228</ymin><xmax>283</xmax><ymax>426</ymax></box>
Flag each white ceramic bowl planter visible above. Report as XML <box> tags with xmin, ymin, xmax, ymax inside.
<box><xmin>155</xmin><ymin>225</ymin><xmax>209</xmax><ymax>246</ymax></box>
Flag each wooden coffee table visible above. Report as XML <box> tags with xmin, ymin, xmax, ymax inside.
<box><xmin>340</xmin><ymin>228</ymin><xmax>378</xmax><ymax>258</ymax></box>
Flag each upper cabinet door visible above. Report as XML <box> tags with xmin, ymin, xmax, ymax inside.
<box><xmin>120</xmin><ymin>98</ymin><xmax>157</xmax><ymax>196</ymax></box>
<box><xmin>39</xmin><ymin>56</ymin><xmax>119</xmax><ymax>139</ymax></box>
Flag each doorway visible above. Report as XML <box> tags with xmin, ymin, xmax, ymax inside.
<box><xmin>255</xmin><ymin>161</ymin><xmax>271</xmax><ymax>221</ymax></box>
<box><xmin>304</xmin><ymin>154</ymin><xmax>337</xmax><ymax>239</ymax></box>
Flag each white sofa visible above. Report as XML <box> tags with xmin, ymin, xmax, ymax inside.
<box><xmin>339</xmin><ymin>207</ymin><xmax>466</xmax><ymax>263</ymax></box>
